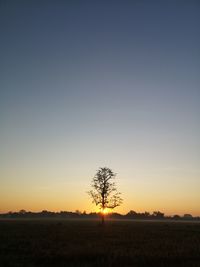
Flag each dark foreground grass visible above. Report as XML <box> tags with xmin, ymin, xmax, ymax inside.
<box><xmin>0</xmin><ymin>219</ymin><xmax>199</xmax><ymax>267</ymax></box>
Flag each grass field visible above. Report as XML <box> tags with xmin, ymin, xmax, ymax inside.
<box><xmin>0</xmin><ymin>219</ymin><xmax>200</xmax><ymax>267</ymax></box>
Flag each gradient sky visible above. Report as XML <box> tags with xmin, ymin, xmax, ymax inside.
<box><xmin>0</xmin><ymin>0</ymin><xmax>200</xmax><ymax>216</ymax></box>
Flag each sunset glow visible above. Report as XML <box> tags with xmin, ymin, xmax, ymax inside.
<box><xmin>101</xmin><ymin>208</ymin><xmax>109</xmax><ymax>215</ymax></box>
<box><xmin>0</xmin><ymin>1</ymin><xmax>200</xmax><ymax>217</ymax></box>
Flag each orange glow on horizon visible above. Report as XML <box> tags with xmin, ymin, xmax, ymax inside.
<box><xmin>100</xmin><ymin>208</ymin><xmax>110</xmax><ymax>215</ymax></box>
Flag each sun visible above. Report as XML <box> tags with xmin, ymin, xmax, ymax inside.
<box><xmin>96</xmin><ymin>208</ymin><xmax>110</xmax><ymax>215</ymax></box>
<box><xmin>101</xmin><ymin>208</ymin><xmax>109</xmax><ymax>215</ymax></box>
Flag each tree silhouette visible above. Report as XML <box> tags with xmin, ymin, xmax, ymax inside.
<box><xmin>88</xmin><ymin>167</ymin><xmax>123</xmax><ymax>225</ymax></box>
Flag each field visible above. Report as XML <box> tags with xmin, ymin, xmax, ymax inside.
<box><xmin>0</xmin><ymin>219</ymin><xmax>200</xmax><ymax>267</ymax></box>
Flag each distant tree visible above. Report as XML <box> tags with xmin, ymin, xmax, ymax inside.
<box><xmin>126</xmin><ymin>210</ymin><xmax>138</xmax><ymax>218</ymax></box>
<box><xmin>153</xmin><ymin>211</ymin><xmax>164</xmax><ymax>218</ymax></box>
<box><xmin>88</xmin><ymin>167</ymin><xmax>123</xmax><ymax>225</ymax></box>
<box><xmin>183</xmin><ymin>214</ymin><xmax>193</xmax><ymax>219</ymax></box>
<box><xmin>75</xmin><ymin>210</ymin><xmax>81</xmax><ymax>215</ymax></box>
<box><xmin>173</xmin><ymin>215</ymin><xmax>181</xmax><ymax>220</ymax></box>
<box><xmin>19</xmin><ymin>209</ymin><xmax>26</xmax><ymax>215</ymax></box>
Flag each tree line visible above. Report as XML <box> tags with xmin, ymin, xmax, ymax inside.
<box><xmin>0</xmin><ymin>209</ymin><xmax>199</xmax><ymax>221</ymax></box>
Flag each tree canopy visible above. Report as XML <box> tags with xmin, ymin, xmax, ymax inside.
<box><xmin>88</xmin><ymin>167</ymin><xmax>123</xmax><ymax>218</ymax></box>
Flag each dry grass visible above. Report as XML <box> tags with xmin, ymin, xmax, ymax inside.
<box><xmin>0</xmin><ymin>219</ymin><xmax>200</xmax><ymax>266</ymax></box>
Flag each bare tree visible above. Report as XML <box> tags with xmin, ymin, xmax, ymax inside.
<box><xmin>88</xmin><ymin>167</ymin><xmax>123</xmax><ymax>225</ymax></box>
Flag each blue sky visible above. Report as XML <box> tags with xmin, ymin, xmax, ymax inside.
<box><xmin>0</xmin><ymin>0</ymin><xmax>200</xmax><ymax>215</ymax></box>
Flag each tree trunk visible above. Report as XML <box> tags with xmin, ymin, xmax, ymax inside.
<box><xmin>101</xmin><ymin>213</ymin><xmax>105</xmax><ymax>226</ymax></box>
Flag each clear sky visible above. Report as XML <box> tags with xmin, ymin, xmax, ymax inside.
<box><xmin>0</xmin><ymin>0</ymin><xmax>200</xmax><ymax>216</ymax></box>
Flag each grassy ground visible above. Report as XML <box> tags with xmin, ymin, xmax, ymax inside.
<box><xmin>0</xmin><ymin>219</ymin><xmax>199</xmax><ymax>267</ymax></box>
